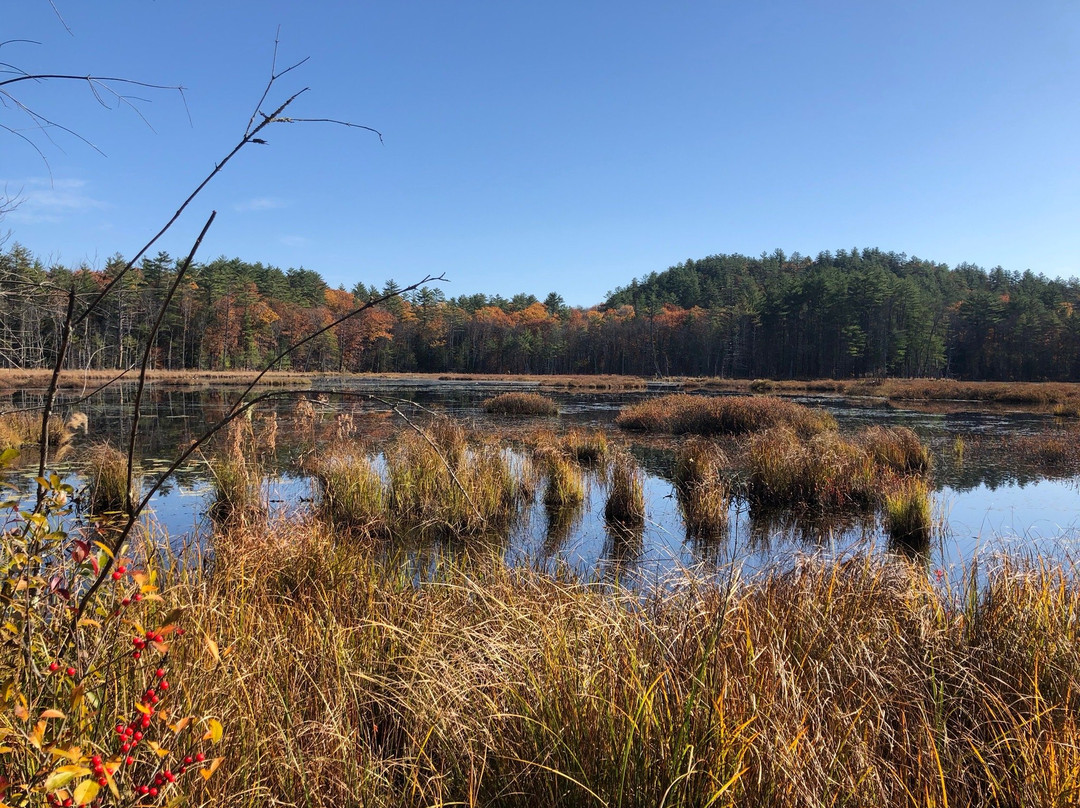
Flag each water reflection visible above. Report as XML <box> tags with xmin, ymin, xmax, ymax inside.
<box><xmin>6</xmin><ymin>379</ymin><xmax>1080</xmax><ymax>581</ymax></box>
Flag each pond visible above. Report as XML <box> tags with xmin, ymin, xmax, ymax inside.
<box><xmin>5</xmin><ymin>378</ymin><xmax>1080</xmax><ymax>582</ymax></box>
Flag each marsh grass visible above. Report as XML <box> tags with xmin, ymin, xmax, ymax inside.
<box><xmin>208</xmin><ymin>419</ymin><xmax>267</xmax><ymax>526</ymax></box>
<box><xmin>81</xmin><ymin>442</ymin><xmax>135</xmax><ymax>515</ymax></box>
<box><xmin>674</xmin><ymin>439</ymin><xmax>730</xmax><ymax>539</ymax></box>
<box><xmin>861</xmin><ymin>425</ymin><xmax>932</xmax><ymax>475</ymax></box>
<box><xmin>883</xmin><ymin>477</ymin><xmax>933</xmax><ymax>550</ymax></box>
<box><xmin>542</xmin><ymin>454</ymin><xmax>586</xmax><ymax>515</ymax></box>
<box><xmin>0</xmin><ymin>410</ymin><xmax>75</xmax><ymax>455</ymax></box>
<box><xmin>482</xmin><ymin>391</ymin><xmax>559</xmax><ymax>416</ymax></box>
<box><xmin>312</xmin><ymin>449</ymin><xmax>387</xmax><ymax>534</ymax></box>
<box><xmin>616</xmin><ymin>393</ymin><xmax>836</xmax><ymax>437</ymax></box>
<box><xmin>603</xmin><ymin>452</ymin><xmax>645</xmax><ymax>528</ymax></box>
<box><xmin>167</xmin><ymin>520</ymin><xmax>1080</xmax><ymax>808</ymax></box>
<box><xmin>561</xmin><ymin>428</ymin><xmax>609</xmax><ymax>467</ymax></box>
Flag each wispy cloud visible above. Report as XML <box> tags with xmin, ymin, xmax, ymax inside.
<box><xmin>2</xmin><ymin>178</ymin><xmax>106</xmax><ymax>224</ymax></box>
<box><xmin>233</xmin><ymin>196</ymin><xmax>287</xmax><ymax>212</ymax></box>
<box><xmin>279</xmin><ymin>234</ymin><xmax>309</xmax><ymax>247</ymax></box>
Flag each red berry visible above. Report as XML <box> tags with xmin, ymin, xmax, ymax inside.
<box><xmin>112</xmin><ymin>571</ymin><xmax>122</xmax><ymax>581</ymax></box>
<box><xmin>65</xmin><ymin>666</ymin><xmax>76</xmax><ymax>677</ymax></box>
<box><xmin>183</xmin><ymin>756</ymin><xmax>193</xmax><ymax>765</ymax></box>
<box><xmin>138</xmin><ymin>785</ymin><xmax>149</xmax><ymax>795</ymax></box>
<box><xmin>164</xmin><ymin>770</ymin><xmax>175</xmax><ymax>782</ymax></box>
<box><xmin>149</xmin><ymin>787</ymin><xmax>158</xmax><ymax>797</ymax></box>
<box><xmin>117</xmin><ymin>565</ymin><xmax>127</xmax><ymax>575</ymax></box>
<box><xmin>195</xmin><ymin>752</ymin><xmax>205</xmax><ymax>762</ymax></box>
<box><xmin>160</xmin><ymin>681</ymin><xmax>169</xmax><ymax>690</ymax></box>
<box><xmin>48</xmin><ymin>661</ymin><xmax>59</xmax><ymax>672</ymax></box>
<box><xmin>176</xmin><ymin>628</ymin><xmax>185</xmax><ymax>636</ymax></box>
<box><xmin>97</xmin><ymin>777</ymin><xmax>107</xmax><ymax>787</ymax></box>
<box><xmin>155</xmin><ymin>668</ymin><xmax>165</xmax><ymax>678</ymax></box>
<box><xmin>133</xmin><ymin>731</ymin><xmax>143</xmax><ymax>741</ymax></box>
<box><xmin>134</xmin><ymin>593</ymin><xmax>143</xmax><ymax>602</ymax></box>
<box><xmin>63</xmin><ymin>800</ymin><xmax>73</xmax><ymax>808</ymax></box>
<box><xmin>121</xmin><ymin>597</ymin><xmax>131</xmax><ymax>606</ymax></box>
<box><xmin>179</xmin><ymin>765</ymin><xmax>187</xmax><ymax>774</ymax></box>
<box><xmin>125</xmin><ymin>755</ymin><xmax>134</xmax><ymax>766</ymax></box>
<box><xmin>121</xmin><ymin>742</ymin><xmax>130</xmax><ymax>752</ymax></box>
<box><xmin>132</xmin><ymin>651</ymin><xmax>141</xmax><ymax>659</ymax></box>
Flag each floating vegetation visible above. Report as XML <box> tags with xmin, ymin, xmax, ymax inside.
<box><xmin>482</xmin><ymin>392</ymin><xmax>558</xmax><ymax>416</ymax></box>
<box><xmin>616</xmin><ymin>393</ymin><xmax>835</xmax><ymax>437</ymax></box>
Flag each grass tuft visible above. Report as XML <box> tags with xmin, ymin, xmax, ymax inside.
<box><xmin>482</xmin><ymin>392</ymin><xmax>559</xmax><ymax>416</ymax></box>
<box><xmin>616</xmin><ymin>393</ymin><xmax>835</xmax><ymax>437</ymax></box>
<box><xmin>82</xmin><ymin>442</ymin><xmax>135</xmax><ymax>515</ymax></box>
<box><xmin>604</xmin><ymin>452</ymin><xmax>645</xmax><ymax>528</ymax></box>
<box><xmin>883</xmin><ymin>477</ymin><xmax>933</xmax><ymax>550</ymax></box>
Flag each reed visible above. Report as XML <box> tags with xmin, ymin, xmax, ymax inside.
<box><xmin>162</xmin><ymin>520</ymin><xmax>1080</xmax><ymax>808</ymax></box>
<box><xmin>481</xmin><ymin>392</ymin><xmax>559</xmax><ymax>416</ymax></box>
<box><xmin>604</xmin><ymin>452</ymin><xmax>646</xmax><ymax>528</ymax></box>
<box><xmin>81</xmin><ymin>442</ymin><xmax>135</xmax><ymax>515</ymax></box>
<box><xmin>883</xmin><ymin>477</ymin><xmax>933</xmax><ymax>549</ymax></box>
<box><xmin>953</xmin><ymin>434</ymin><xmax>966</xmax><ymax>462</ymax></box>
<box><xmin>673</xmin><ymin>438</ymin><xmax>730</xmax><ymax>538</ymax></box>
<box><xmin>616</xmin><ymin>393</ymin><xmax>835</xmax><ymax>437</ymax></box>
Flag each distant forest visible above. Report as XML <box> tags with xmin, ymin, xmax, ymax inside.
<box><xmin>3</xmin><ymin>244</ymin><xmax>1079</xmax><ymax>381</ymax></box>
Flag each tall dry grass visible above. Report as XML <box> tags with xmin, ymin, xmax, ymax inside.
<box><xmin>616</xmin><ymin>394</ymin><xmax>836</xmax><ymax>438</ymax></box>
<box><xmin>481</xmin><ymin>392</ymin><xmax>559</xmax><ymax>416</ymax></box>
<box><xmin>674</xmin><ymin>439</ymin><xmax>730</xmax><ymax>539</ymax></box>
<box><xmin>164</xmin><ymin>521</ymin><xmax>1080</xmax><ymax>808</ymax></box>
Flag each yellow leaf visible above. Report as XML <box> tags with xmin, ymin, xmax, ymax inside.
<box><xmin>48</xmin><ymin>745</ymin><xmax>81</xmax><ymax>761</ymax></box>
<box><xmin>131</xmin><ymin>572</ymin><xmax>148</xmax><ymax>586</ymax></box>
<box><xmin>171</xmin><ymin>716</ymin><xmax>192</xmax><ymax>734</ymax></box>
<box><xmin>199</xmin><ymin>757</ymin><xmax>223</xmax><ymax>780</ymax></box>
<box><xmin>135</xmin><ymin>702</ymin><xmax>152</xmax><ymax>716</ymax></box>
<box><xmin>140</xmin><ymin>584</ymin><xmax>159</xmax><ymax>594</ymax></box>
<box><xmin>205</xmin><ymin>637</ymin><xmax>220</xmax><ymax>663</ymax></box>
<box><xmin>69</xmin><ymin>685</ymin><xmax>85</xmax><ymax>712</ymax></box>
<box><xmin>92</xmin><ymin>542</ymin><xmax>114</xmax><ymax>559</ymax></box>
<box><xmin>12</xmin><ymin>704</ymin><xmax>28</xmax><ymax>721</ymax></box>
<box><xmin>40</xmin><ymin>709</ymin><xmax>66</xmax><ymax>719</ymax></box>
<box><xmin>43</xmin><ymin>766</ymin><xmax>89</xmax><ymax>791</ymax></box>
<box><xmin>73</xmin><ymin>778</ymin><xmax>100</xmax><ymax>805</ymax></box>
<box><xmin>147</xmin><ymin>740</ymin><xmax>170</xmax><ymax>758</ymax></box>
<box><xmin>76</xmin><ymin>618</ymin><xmax>101</xmax><ymax>628</ymax></box>
<box><xmin>203</xmin><ymin>718</ymin><xmax>223</xmax><ymax>745</ymax></box>
<box><xmin>29</xmin><ymin>721</ymin><xmax>46</xmax><ymax>749</ymax></box>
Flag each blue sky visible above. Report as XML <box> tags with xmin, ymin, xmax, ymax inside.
<box><xmin>3</xmin><ymin>1</ymin><xmax>1079</xmax><ymax>305</ymax></box>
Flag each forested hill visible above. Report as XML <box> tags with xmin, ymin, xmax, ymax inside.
<box><xmin>2</xmin><ymin>243</ymin><xmax>1080</xmax><ymax>381</ymax></box>
<box><xmin>605</xmin><ymin>248</ymin><xmax>1080</xmax><ymax>380</ymax></box>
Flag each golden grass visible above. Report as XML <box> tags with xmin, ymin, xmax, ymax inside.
<box><xmin>0</xmin><ymin>411</ymin><xmax>73</xmax><ymax>453</ymax></box>
<box><xmin>603</xmin><ymin>452</ymin><xmax>645</xmax><ymax>528</ymax></box>
<box><xmin>883</xmin><ymin>477</ymin><xmax>933</xmax><ymax>550</ymax></box>
<box><xmin>158</xmin><ymin>521</ymin><xmax>1080</xmax><ymax>807</ymax></box>
<box><xmin>542</xmin><ymin>454</ymin><xmax>586</xmax><ymax>515</ymax></box>
<box><xmin>560</xmin><ymin>428</ymin><xmax>610</xmax><ymax>467</ymax></box>
<box><xmin>674</xmin><ymin>439</ymin><xmax>730</xmax><ymax>539</ymax></box>
<box><xmin>616</xmin><ymin>394</ymin><xmax>836</xmax><ymax>438</ymax></box>
<box><xmin>81</xmin><ymin>442</ymin><xmax>135</xmax><ymax>515</ymax></box>
<box><xmin>481</xmin><ymin>392</ymin><xmax>559</xmax><ymax>416</ymax></box>
<box><xmin>861</xmin><ymin>425</ymin><xmax>933</xmax><ymax>475</ymax></box>
<box><xmin>311</xmin><ymin>449</ymin><xmax>387</xmax><ymax>535</ymax></box>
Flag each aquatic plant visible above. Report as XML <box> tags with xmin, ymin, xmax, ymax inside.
<box><xmin>860</xmin><ymin>425</ymin><xmax>932</xmax><ymax>475</ymax></box>
<box><xmin>313</xmin><ymin>449</ymin><xmax>387</xmax><ymax>535</ymax></box>
<box><xmin>604</xmin><ymin>452</ymin><xmax>646</xmax><ymax>528</ymax></box>
<box><xmin>883</xmin><ymin>477</ymin><xmax>933</xmax><ymax>550</ymax></box>
<box><xmin>482</xmin><ymin>391</ymin><xmax>559</xmax><ymax>416</ymax></box>
<box><xmin>542</xmin><ymin>454</ymin><xmax>586</xmax><ymax>515</ymax></box>
<box><xmin>561</xmin><ymin>428</ymin><xmax>609</xmax><ymax>467</ymax></box>
<box><xmin>82</xmin><ymin>441</ymin><xmax>137</xmax><ymax>515</ymax></box>
<box><xmin>616</xmin><ymin>393</ymin><xmax>835</xmax><ymax>437</ymax></box>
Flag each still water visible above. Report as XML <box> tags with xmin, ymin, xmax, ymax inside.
<box><xmin>6</xmin><ymin>379</ymin><xmax>1080</xmax><ymax>580</ymax></box>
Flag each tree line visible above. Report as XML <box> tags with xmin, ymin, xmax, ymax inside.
<box><xmin>2</xmin><ymin>243</ymin><xmax>1079</xmax><ymax>380</ymax></box>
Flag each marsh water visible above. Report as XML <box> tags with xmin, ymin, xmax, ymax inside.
<box><xmin>6</xmin><ymin>378</ymin><xmax>1080</xmax><ymax>581</ymax></box>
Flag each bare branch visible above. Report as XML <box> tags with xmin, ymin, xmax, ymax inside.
<box><xmin>271</xmin><ymin>116</ymin><xmax>383</xmax><ymax>143</ymax></box>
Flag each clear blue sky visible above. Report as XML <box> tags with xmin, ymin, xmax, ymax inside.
<box><xmin>3</xmin><ymin>1</ymin><xmax>1079</xmax><ymax>305</ymax></box>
